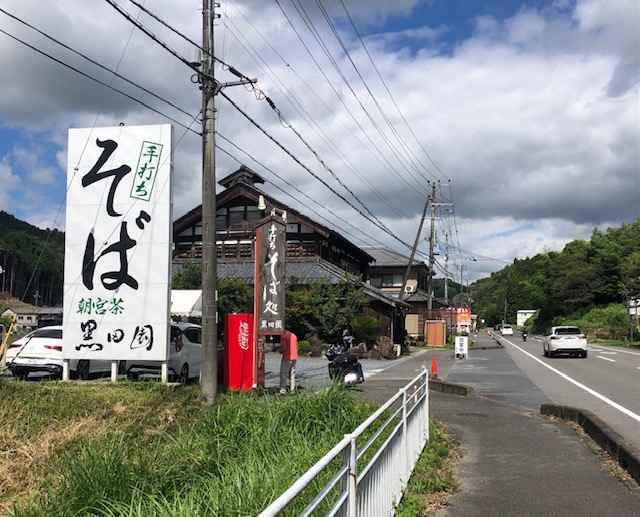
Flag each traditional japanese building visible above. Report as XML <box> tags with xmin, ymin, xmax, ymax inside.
<box><xmin>172</xmin><ymin>166</ymin><xmax>407</xmax><ymax>339</ymax></box>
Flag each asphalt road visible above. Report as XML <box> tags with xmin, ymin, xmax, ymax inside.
<box><xmin>496</xmin><ymin>333</ymin><xmax>640</xmax><ymax>452</ymax></box>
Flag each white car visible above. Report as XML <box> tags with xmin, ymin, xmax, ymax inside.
<box><xmin>125</xmin><ymin>323</ymin><xmax>202</xmax><ymax>383</ymax></box>
<box><xmin>5</xmin><ymin>325</ymin><xmax>113</xmax><ymax>380</ymax></box>
<box><xmin>543</xmin><ymin>326</ymin><xmax>588</xmax><ymax>358</ymax></box>
<box><xmin>500</xmin><ymin>324</ymin><xmax>514</xmax><ymax>336</ymax></box>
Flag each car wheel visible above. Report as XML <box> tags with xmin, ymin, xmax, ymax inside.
<box><xmin>178</xmin><ymin>363</ymin><xmax>189</xmax><ymax>385</ymax></box>
<box><xmin>582</xmin><ymin>351</ymin><xmax>588</xmax><ymax>358</ymax></box>
<box><xmin>75</xmin><ymin>360</ymin><xmax>90</xmax><ymax>380</ymax></box>
<box><xmin>13</xmin><ymin>368</ymin><xmax>29</xmax><ymax>381</ymax></box>
<box><xmin>548</xmin><ymin>350</ymin><xmax>554</xmax><ymax>358</ymax></box>
<box><xmin>543</xmin><ymin>347</ymin><xmax>548</xmax><ymax>357</ymax></box>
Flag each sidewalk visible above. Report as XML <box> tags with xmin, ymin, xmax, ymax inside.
<box><xmin>356</xmin><ymin>335</ymin><xmax>640</xmax><ymax>516</ymax></box>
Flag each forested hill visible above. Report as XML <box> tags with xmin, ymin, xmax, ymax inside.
<box><xmin>0</xmin><ymin>211</ymin><xmax>64</xmax><ymax>306</ymax></box>
<box><xmin>470</xmin><ymin>219</ymin><xmax>640</xmax><ymax>331</ymax></box>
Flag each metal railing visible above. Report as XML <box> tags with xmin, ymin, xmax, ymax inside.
<box><xmin>259</xmin><ymin>368</ymin><xmax>430</xmax><ymax>516</ymax></box>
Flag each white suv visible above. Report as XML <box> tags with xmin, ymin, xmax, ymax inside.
<box><xmin>500</xmin><ymin>324</ymin><xmax>514</xmax><ymax>336</ymax></box>
<box><xmin>543</xmin><ymin>326</ymin><xmax>588</xmax><ymax>358</ymax></box>
<box><xmin>125</xmin><ymin>323</ymin><xmax>202</xmax><ymax>383</ymax></box>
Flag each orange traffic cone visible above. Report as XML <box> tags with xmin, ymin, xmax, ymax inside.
<box><xmin>431</xmin><ymin>357</ymin><xmax>438</xmax><ymax>380</ymax></box>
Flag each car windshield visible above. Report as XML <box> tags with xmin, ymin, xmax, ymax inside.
<box><xmin>555</xmin><ymin>327</ymin><xmax>581</xmax><ymax>335</ymax></box>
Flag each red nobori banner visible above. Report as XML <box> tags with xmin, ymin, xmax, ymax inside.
<box><xmin>255</xmin><ymin>215</ymin><xmax>286</xmax><ymax>334</ymax></box>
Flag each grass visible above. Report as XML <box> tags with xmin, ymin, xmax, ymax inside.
<box><xmin>395</xmin><ymin>419</ymin><xmax>461</xmax><ymax>516</ymax></box>
<box><xmin>0</xmin><ymin>380</ymin><xmax>459</xmax><ymax>516</ymax></box>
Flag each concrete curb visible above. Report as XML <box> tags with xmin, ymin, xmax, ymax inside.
<box><xmin>540</xmin><ymin>403</ymin><xmax>640</xmax><ymax>485</ymax></box>
<box><xmin>429</xmin><ymin>378</ymin><xmax>475</xmax><ymax>396</ymax></box>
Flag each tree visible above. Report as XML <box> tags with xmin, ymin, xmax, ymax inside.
<box><xmin>172</xmin><ymin>261</ymin><xmax>202</xmax><ymax>289</ymax></box>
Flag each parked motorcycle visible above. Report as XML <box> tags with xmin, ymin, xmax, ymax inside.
<box><xmin>325</xmin><ymin>335</ymin><xmax>364</xmax><ymax>386</ymax></box>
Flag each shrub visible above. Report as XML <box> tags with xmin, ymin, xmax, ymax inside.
<box><xmin>297</xmin><ymin>340</ymin><xmax>311</xmax><ymax>356</ymax></box>
<box><xmin>352</xmin><ymin>315</ymin><xmax>380</xmax><ymax>347</ymax></box>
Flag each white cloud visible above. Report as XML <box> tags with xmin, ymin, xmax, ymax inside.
<box><xmin>0</xmin><ymin>0</ymin><xmax>637</xmax><ymax>281</ymax></box>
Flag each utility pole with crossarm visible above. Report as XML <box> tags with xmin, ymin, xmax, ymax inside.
<box><xmin>199</xmin><ymin>1</ymin><xmax>256</xmax><ymax>404</ymax></box>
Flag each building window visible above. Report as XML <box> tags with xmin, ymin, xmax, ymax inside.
<box><xmin>229</xmin><ymin>206</ymin><xmax>244</xmax><ymax>230</ymax></box>
<box><xmin>247</xmin><ymin>206</ymin><xmax>261</xmax><ymax>227</ymax></box>
<box><xmin>372</xmin><ymin>273</ymin><xmax>403</xmax><ymax>287</ymax></box>
<box><xmin>216</xmin><ymin>208</ymin><xmax>227</xmax><ymax>231</ymax></box>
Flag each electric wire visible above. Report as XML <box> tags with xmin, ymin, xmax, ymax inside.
<box><xmin>0</xmin><ymin>7</ymin><xmax>200</xmax><ymax>128</ymax></box>
<box><xmin>218</xmin><ymin>5</ymin><xmax>421</xmax><ymax>226</ymax></box>
<box><xmin>0</xmin><ymin>30</ymin><xmax>201</xmax><ymax>137</ymax></box>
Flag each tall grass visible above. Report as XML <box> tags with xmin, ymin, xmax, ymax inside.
<box><xmin>7</xmin><ymin>384</ymin><xmax>376</xmax><ymax>516</ymax></box>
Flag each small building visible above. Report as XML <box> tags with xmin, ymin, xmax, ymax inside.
<box><xmin>517</xmin><ymin>310</ymin><xmax>536</xmax><ymax>327</ymax></box>
<box><xmin>361</xmin><ymin>245</ymin><xmax>449</xmax><ymax>341</ymax></box>
<box><xmin>1</xmin><ymin>306</ymin><xmax>39</xmax><ymax>333</ymax></box>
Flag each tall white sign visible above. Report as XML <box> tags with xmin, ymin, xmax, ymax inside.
<box><xmin>63</xmin><ymin>124</ymin><xmax>173</xmax><ymax>362</ymax></box>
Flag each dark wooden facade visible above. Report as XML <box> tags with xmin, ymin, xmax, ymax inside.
<box><xmin>173</xmin><ymin>166</ymin><xmax>373</xmax><ymax>277</ymax></box>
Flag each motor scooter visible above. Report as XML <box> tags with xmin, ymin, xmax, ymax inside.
<box><xmin>522</xmin><ymin>330</ymin><xmax>528</xmax><ymax>341</ymax></box>
<box><xmin>325</xmin><ymin>335</ymin><xmax>364</xmax><ymax>386</ymax></box>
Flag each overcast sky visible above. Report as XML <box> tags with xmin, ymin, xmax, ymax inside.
<box><xmin>0</xmin><ymin>0</ymin><xmax>638</xmax><ymax>282</ymax></box>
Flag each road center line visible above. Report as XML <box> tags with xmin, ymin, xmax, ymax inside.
<box><xmin>503</xmin><ymin>339</ymin><xmax>640</xmax><ymax>424</ymax></box>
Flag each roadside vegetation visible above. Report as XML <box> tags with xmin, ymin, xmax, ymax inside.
<box><xmin>0</xmin><ymin>380</ymin><xmax>457</xmax><ymax>516</ymax></box>
<box><xmin>472</xmin><ymin>219</ymin><xmax>640</xmax><ymax>343</ymax></box>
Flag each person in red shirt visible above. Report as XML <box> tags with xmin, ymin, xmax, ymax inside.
<box><xmin>279</xmin><ymin>330</ymin><xmax>298</xmax><ymax>394</ymax></box>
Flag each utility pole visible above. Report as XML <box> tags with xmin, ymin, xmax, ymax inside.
<box><xmin>444</xmin><ymin>232</ymin><xmax>449</xmax><ymax>305</ymax></box>
<box><xmin>400</xmin><ymin>183</ymin><xmax>431</xmax><ymax>300</ymax></box>
<box><xmin>199</xmin><ymin>2</ymin><xmax>256</xmax><ymax>404</ymax></box>
<box><xmin>426</xmin><ymin>182</ymin><xmax>437</xmax><ymax>312</ymax></box>
<box><xmin>200</xmin><ymin>0</ymin><xmax>217</xmax><ymax>404</ymax></box>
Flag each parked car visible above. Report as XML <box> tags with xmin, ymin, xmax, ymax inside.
<box><xmin>126</xmin><ymin>322</ymin><xmax>202</xmax><ymax>383</ymax></box>
<box><xmin>500</xmin><ymin>324</ymin><xmax>514</xmax><ymax>336</ymax></box>
<box><xmin>5</xmin><ymin>325</ymin><xmax>113</xmax><ymax>380</ymax></box>
<box><xmin>543</xmin><ymin>326</ymin><xmax>588</xmax><ymax>358</ymax></box>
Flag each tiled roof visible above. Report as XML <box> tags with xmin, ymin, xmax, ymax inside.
<box><xmin>172</xmin><ymin>258</ymin><xmax>407</xmax><ymax>308</ymax></box>
<box><xmin>361</xmin><ymin>246</ymin><xmax>424</xmax><ymax>267</ymax></box>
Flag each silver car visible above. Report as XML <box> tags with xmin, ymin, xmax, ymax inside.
<box><xmin>125</xmin><ymin>323</ymin><xmax>202</xmax><ymax>383</ymax></box>
<box><xmin>543</xmin><ymin>326</ymin><xmax>588</xmax><ymax>358</ymax></box>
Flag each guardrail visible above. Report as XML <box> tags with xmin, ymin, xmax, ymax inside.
<box><xmin>258</xmin><ymin>368</ymin><xmax>430</xmax><ymax>516</ymax></box>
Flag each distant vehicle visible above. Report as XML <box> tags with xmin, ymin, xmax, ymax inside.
<box><xmin>126</xmin><ymin>322</ymin><xmax>202</xmax><ymax>383</ymax></box>
<box><xmin>500</xmin><ymin>324</ymin><xmax>514</xmax><ymax>336</ymax></box>
<box><xmin>493</xmin><ymin>324</ymin><xmax>501</xmax><ymax>331</ymax></box>
<box><xmin>543</xmin><ymin>326</ymin><xmax>587</xmax><ymax>358</ymax></box>
<box><xmin>5</xmin><ymin>326</ymin><xmax>112</xmax><ymax>380</ymax></box>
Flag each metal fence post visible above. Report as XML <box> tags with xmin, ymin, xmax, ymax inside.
<box><xmin>347</xmin><ymin>433</ymin><xmax>357</xmax><ymax>516</ymax></box>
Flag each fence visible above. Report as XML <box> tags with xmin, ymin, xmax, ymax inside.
<box><xmin>259</xmin><ymin>368</ymin><xmax>430</xmax><ymax>516</ymax></box>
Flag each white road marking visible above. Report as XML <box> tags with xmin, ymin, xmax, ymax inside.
<box><xmin>502</xmin><ymin>339</ymin><xmax>640</xmax><ymax>424</ymax></box>
<box><xmin>596</xmin><ymin>356</ymin><xmax>616</xmax><ymax>363</ymax></box>
<box><xmin>589</xmin><ymin>346</ymin><xmax>640</xmax><ymax>357</ymax></box>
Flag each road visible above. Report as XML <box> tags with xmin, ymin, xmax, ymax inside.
<box><xmin>442</xmin><ymin>332</ymin><xmax>640</xmax><ymax>453</ymax></box>
<box><xmin>502</xmin><ymin>333</ymin><xmax>640</xmax><ymax>451</ymax></box>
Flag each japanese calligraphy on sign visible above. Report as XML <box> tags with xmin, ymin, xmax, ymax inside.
<box><xmin>255</xmin><ymin>216</ymin><xmax>286</xmax><ymax>334</ymax></box>
<box><xmin>63</xmin><ymin>125</ymin><xmax>173</xmax><ymax>362</ymax></box>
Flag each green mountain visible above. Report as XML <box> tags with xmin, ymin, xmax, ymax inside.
<box><xmin>0</xmin><ymin>211</ymin><xmax>65</xmax><ymax>306</ymax></box>
<box><xmin>470</xmin><ymin>219</ymin><xmax>640</xmax><ymax>332</ymax></box>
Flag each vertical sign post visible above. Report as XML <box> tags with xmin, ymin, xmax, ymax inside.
<box><xmin>455</xmin><ymin>336</ymin><xmax>468</xmax><ymax>359</ymax></box>
<box><xmin>254</xmin><ymin>214</ymin><xmax>286</xmax><ymax>388</ymax></box>
<box><xmin>64</xmin><ymin>124</ymin><xmax>173</xmax><ymax>381</ymax></box>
